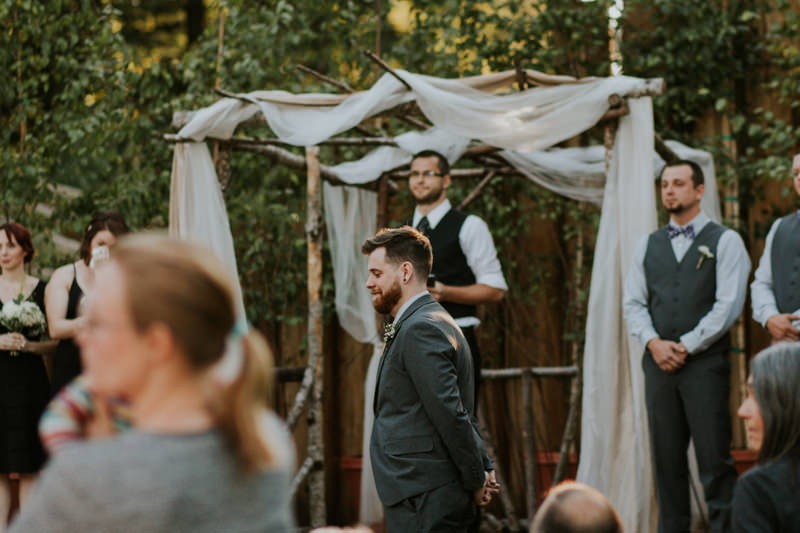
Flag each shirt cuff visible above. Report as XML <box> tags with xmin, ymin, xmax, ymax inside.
<box><xmin>680</xmin><ymin>332</ymin><xmax>700</xmax><ymax>354</ymax></box>
<box><xmin>640</xmin><ymin>329</ymin><xmax>659</xmax><ymax>350</ymax></box>
<box><xmin>758</xmin><ymin>306</ymin><xmax>781</xmax><ymax>328</ymax></box>
<box><xmin>475</xmin><ymin>273</ymin><xmax>508</xmax><ymax>291</ymax></box>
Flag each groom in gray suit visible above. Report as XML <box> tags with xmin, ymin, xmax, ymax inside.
<box><xmin>363</xmin><ymin>227</ymin><xmax>496</xmax><ymax>532</ymax></box>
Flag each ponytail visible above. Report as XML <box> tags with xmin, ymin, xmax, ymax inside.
<box><xmin>210</xmin><ymin>329</ymin><xmax>276</xmax><ymax>472</ymax></box>
<box><xmin>110</xmin><ymin>234</ymin><xmax>281</xmax><ymax>472</ymax></box>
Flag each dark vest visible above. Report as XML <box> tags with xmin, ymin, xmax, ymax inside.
<box><xmin>425</xmin><ymin>209</ymin><xmax>477</xmax><ymax>319</ymax></box>
<box><xmin>770</xmin><ymin>214</ymin><xmax>800</xmax><ymax>314</ymax></box>
<box><xmin>644</xmin><ymin>222</ymin><xmax>730</xmax><ymax>356</ymax></box>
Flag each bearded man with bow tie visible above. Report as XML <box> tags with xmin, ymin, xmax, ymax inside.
<box><xmin>623</xmin><ymin>160</ymin><xmax>750</xmax><ymax>533</ymax></box>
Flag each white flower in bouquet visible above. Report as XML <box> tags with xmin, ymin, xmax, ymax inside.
<box><xmin>0</xmin><ymin>299</ymin><xmax>47</xmax><ymax>340</ymax></box>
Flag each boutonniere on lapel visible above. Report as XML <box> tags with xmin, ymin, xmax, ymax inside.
<box><xmin>383</xmin><ymin>322</ymin><xmax>397</xmax><ymax>343</ymax></box>
<box><xmin>696</xmin><ymin>245</ymin><xmax>714</xmax><ymax>270</ymax></box>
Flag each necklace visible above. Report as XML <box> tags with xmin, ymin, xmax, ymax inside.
<box><xmin>17</xmin><ymin>275</ymin><xmax>26</xmax><ymax>299</ymax></box>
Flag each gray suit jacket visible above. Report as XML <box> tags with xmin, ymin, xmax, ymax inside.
<box><xmin>370</xmin><ymin>292</ymin><xmax>489</xmax><ymax>507</ymax></box>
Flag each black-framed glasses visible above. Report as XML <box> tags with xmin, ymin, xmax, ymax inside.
<box><xmin>409</xmin><ymin>170</ymin><xmax>443</xmax><ymax>179</ymax></box>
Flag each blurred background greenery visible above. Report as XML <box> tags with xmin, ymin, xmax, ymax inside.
<box><xmin>2</xmin><ymin>0</ymin><xmax>798</xmax><ymax>362</ymax></box>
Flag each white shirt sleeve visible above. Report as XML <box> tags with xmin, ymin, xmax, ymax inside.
<box><xmin>458</xmin><ymin>215</ymin><xmax>508</xmax><ymax>290</ymax></box>
<box><xmin>623</xmin><ymin>236</ymin><xmax>660</xmax><ymax>349</ymax></box>
<box><xmin>751</xmin><ymin>219</ymin><xmax>781</xmax><ymax>327</ymax></box>
<box><xmin>680</xmin><ymin>229</ymin><xmax>751</xmax><ymax>354</ymax></box>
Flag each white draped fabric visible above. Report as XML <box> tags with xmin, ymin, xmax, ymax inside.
<box><xmin>169</xmin><ymin>142</ymin><xmax>246</xmax><ymax>320</ymax></box>
<box><xmin>578</xmin><ymin>98</ymin><xmax>659</xmax><ymax>530</ymax></box>
<box><xmin>168</xmin><ymin>70</ymin><xmax>719</xmax><ymax>532</ymax></box>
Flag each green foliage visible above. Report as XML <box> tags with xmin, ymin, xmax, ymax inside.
<box><xmin>0</xmin><ymin>0</ymin><xmax>614</xmax><ymax>358</ymax></box>
<box><xmin>385</xmin><ymin>1</ymin><xmax>612</xmax><ymax>362</ymax></box>
<box><xmin>113</xmin><ymin>0</ymin><xmax>207</xmax><ymax>59</ymax></box>
<box><xmin>622</xmin><ymin>0</ymin><xmax>800</xmax><ymax>224</ymax></box>
<box><xmin>393</xmin><ymin>0</ymin><xmax>612</xmax><ymax>77</ymax></box>
<box><xmin>1</xmin><ymin>1</ymin><xmax>177</xmax><ymax>264</ymax></box>
<box><xmin>5</xmin><ymin>0</ymin><xmax>799</xmax><ymax>362</ymax></box>
<box><xmin>623</xmin><ymin>0</ymin><xmax>765</xmax><ymax>136</ymax></box>
<box><xmin>169</xmin><ymin>1</ymin><xmax>384</xmax><ymax>336</ymax></box>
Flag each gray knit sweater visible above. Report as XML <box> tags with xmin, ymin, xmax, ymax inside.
<box><xmin>9</xmin><ymin>414</ymin><xmax>296</xmax><ymax>533</ymax></box>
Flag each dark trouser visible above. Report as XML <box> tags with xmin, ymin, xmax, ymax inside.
<box><xmin>384</xmin><ymin>480</ymin><xmax>477</xmax><ymax>533</ymax></box>
<box><xmin>643</xmin><ymin>351</ymin><xmax>737</xmax><ymax>533</ymax></box>
<box><xmin>461</xmin><ymin>326</ymin><xmax>481</xmax><ymax>405</ymax></box>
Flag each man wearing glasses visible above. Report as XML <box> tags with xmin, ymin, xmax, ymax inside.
<box><xmin>408</xmin><ymin>150</ymin><xmax>507</xmax><ymax>402</ymax></box>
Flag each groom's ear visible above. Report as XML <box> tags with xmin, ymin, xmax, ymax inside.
<box><xmin>400</xmin><ymin>261</ymin><xmax>414</xmax><ymax>284</ymax></box>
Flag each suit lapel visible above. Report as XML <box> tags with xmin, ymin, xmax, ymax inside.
<box><xmin>373</xmin><ymin>293</ymin><xmax>436</xmax><ymax>414</ymax></box>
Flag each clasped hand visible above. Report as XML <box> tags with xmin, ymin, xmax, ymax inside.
<box><xmin>473</xmin><ymin>470</ymin><xmax>501</xmax><ymax>507</ymax></box>
<box><xmin>0</xmin><ymin>332</ymin><xmax>27</xmax><ymax>352</ymax></box>
<box><xmin>647</xmin><ymin>338</ymin><xmax>687</xmax><ymax>373</ymax></box>
<box><xmin>766</xmin><ymin>313</ymin><xmax>800</xmax><ymax>343</ymax></box>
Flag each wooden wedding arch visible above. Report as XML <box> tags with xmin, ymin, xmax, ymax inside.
<box><xmin>162</xmin><ymin>52</ymin><xmax>726</xmax><ymax>530</ymax></box>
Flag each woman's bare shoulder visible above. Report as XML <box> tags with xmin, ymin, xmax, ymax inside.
<box><xmin>48</xmin><ymin>263</ymin><xmax>76</xmax><ymax>286</ymax></box>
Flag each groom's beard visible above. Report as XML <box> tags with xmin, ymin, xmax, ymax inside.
<box><xmin>371</xmin><ymin>280</ymin><xmax>402</xmax><ymax>315</ymax></box>
<box><xmin>665</xmin><ymin>202</ymin><xmax>691</xmax><ymax>215</ymax></box>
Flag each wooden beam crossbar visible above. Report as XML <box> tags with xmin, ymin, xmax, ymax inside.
<box><xmin>164</xmin><ymin>133</ymin><xmax>397</xmax><ymax>147</ymax></box>
<box><xmin>295</xmin><ymin>64</ymin><xmax>355</xmax><ymax>93</ymax></box>
<box><xmin>363</xmin><ymin>49</ymin><xmax>412</xmax><ymax>91</ymax></box>
<box><xmin>458</xmin><ymin>170</ymin><xmax>497</xmax><ymax>210</ymax></box>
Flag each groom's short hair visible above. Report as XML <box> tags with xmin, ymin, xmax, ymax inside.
<box><xmin>362</xmin><ymin>227</ymin><xmax>432</xmax><ymax>279</ymax></box>
<box><xmin>530</xmin><ymin>481</ymin><xmax>622</xmax><ymax>533</ymax></box>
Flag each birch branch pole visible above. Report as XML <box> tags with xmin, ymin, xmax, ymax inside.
<box><xmin>305</xmin><ymin>146</ymin><xmax>326</xmax><ymax>527</ymax></box>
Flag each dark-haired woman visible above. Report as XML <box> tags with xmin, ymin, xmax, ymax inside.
<box><xmin>10</xmin><ymin>234</ymin><xmax>295</xmax><ymax>532</ymax></box>
<box><xmin>0</xmin><ymin>223</ymin><xmax>54</xmax><ymax>525</ymax></box>
<box><xmin>732</xmin><ymin>343</ymin><xmax>800</xmax><ymax>532</ymax></box>
<box><xmin>44</xmin><ymin>212</ymin><xmax>129</xmax><ymax>395</ymax></box>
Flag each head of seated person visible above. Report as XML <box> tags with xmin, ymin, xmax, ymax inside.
<box><xmin>530</xmin><ymin>481</ymin><xmax>623</xmax><ymax>533</ymax></box>
<box><xmin>738</xmin><ymin>342</ymin><xmax>800</xmax><ymax>461</ymax></box>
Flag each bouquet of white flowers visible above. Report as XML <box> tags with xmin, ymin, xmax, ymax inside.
<box><xmin>0</xmin><ymin>299</ymin><xmax>46</xmax><ymax>355</ymax></box>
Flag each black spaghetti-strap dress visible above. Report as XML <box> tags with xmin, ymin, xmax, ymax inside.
<box><xmin>50</xmin><ymin>266</ymin><xmax>83</xmax><ymax>396</ymax></box>
<box><xmin>0</xmin><ymin>280</ymin><xmax>50</xmax><ymax>472</ymax></box>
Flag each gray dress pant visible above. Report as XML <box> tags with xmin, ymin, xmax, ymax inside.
<box><xmin>384</xmin><ymin>479</ymin><xmax>476</xmax><ymax>532</ymax></box>
<box><xmin>643</xmin><ymin>350</ymin><xmax>738</xmax><ymax>533</ymax></box>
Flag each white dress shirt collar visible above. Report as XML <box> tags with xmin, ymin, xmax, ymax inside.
<box><xmin>393</xmin><ymin>289</ymin><xmax>429</xmax><ymax>326</ymax></box>
<box><xmin>670</xmin><ymin>210</ymin><xmax>709</xmax><ymax>235</ymax></box>
<box><xmin>412</xmin><ymin>199</ymin><xmax>452</xmax><ymax>230</ymax></box>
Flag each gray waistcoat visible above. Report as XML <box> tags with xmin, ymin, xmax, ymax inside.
<box><xmin>644</xmin><ymin>222</ymin><xmax>730</xmax><ymax>357</ymax></box>
<box><xmin>771</xmin><ymin>214</ymin><xmax>800</xmax><ymax>314</ymax></box>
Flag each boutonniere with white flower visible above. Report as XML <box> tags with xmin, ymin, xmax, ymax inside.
<box><xmin>696</xmin><ymin>245</ymin><xmax>714</xmax><ymax>270</ymax></box>
<box><xmin>383</xmin><ymin>322</ymin><xmax>397</xmax><ymax>343</ymax></box>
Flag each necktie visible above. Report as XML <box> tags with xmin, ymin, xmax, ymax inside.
<box><xmin>667</xmin><ymin>224</ymin><xmax>695</xmax><ymax>240</ymax></box>
<box><xmin>417</xmin><ymin>216</ymin><xmax>431</xmax><ymax>235</ymax></box>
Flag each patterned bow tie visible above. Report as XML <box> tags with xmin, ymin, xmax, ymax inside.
<box><xmin>667</xmin><ymin>224</ymin><xmax>695</xmax><ymax>240</ymax></box>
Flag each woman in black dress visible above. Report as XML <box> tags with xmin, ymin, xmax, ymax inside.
<box><xmin>44</xmin><ymin>212</ymin><xmax>129</xmax><ymax>396</ymax></box>
<box><xmin>0</xmin><ymin>222</ymin><xmax>54</xmax><ymax>520</ymax></box>
<box><xmin>733</xmin><ymin>343</ymin><xmax>800</xmax><ymax>532</ymax></box>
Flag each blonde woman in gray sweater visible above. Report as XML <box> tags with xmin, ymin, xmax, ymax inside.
<box><xmin>10</xmin><ymin>234</ymin><xmax>296</xmax><ymax>533</ymax></box>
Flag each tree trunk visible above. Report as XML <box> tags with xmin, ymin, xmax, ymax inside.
<box><xmin>185</xmin><ymin>0</ymin><xmax>205</xmax><ymax>45</ymax></box>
